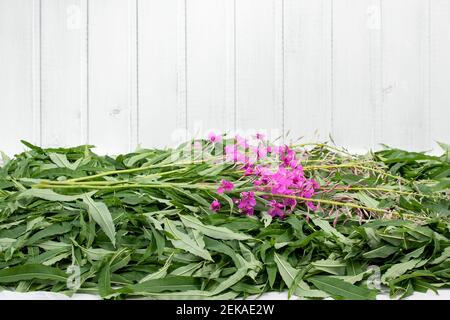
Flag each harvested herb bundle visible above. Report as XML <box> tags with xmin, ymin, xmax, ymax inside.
<box><xmin>0</xmin><ymin>135</ymin><xmax>449</xmax><ymax>300</ymax></box>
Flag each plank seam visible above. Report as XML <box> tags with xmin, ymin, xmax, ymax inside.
<box><xmin>427</xmin><ymin>0</ymin><xmax>432</xmax><ymax>148</ymax></box>
<box><xmin>330</xmin><ymin>0</ymin><xmax>335</xmax><ymax>141</ymax></box>
<box><xmin>176</xmin><ymin>0</ymin><xmax>188</xmax><ymax>138</ymax></box>
<box><xmin>32</xmin><ymin>0</ymin><xmax>42</xmax><ymax>146</ymax></box>
<box><xmin>136</xmin><ymin>0</ymin><xmax>140</xmax><ymax>147</ymax></box>
<box><xmin>85</xmin><ymin>0</ymin><xmax>90</xmax><ymax>144</ymax></box>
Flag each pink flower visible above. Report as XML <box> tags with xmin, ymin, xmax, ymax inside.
<box><xmin>267</xmin><ymin>200</ymin><xmax>285</xmax><ymax>218</ymax></box>
<box><xmin>225</xmin><ymin>144</ymin><xmax>248</xmax><ymax>163</ymax></box>
<box><xmin>306</xmin><ymin>201</ymin><xmax>317</xmax><ymax>211</ymax></box>
<box><xmin>238</xmin><ymin>191</ymin><xmax>256</xmax><ymax>216</ymax></box>
<box><xmin>208</xmin><ymin>132</ymin><xmax>222</xmax><ymax>143</ymax></box>
<box><xmin>235</xmin><ymin>135</ymin><xmax>249</xmax><ymax>149</ymax></box>
<box><xmin>255</xmin><ymin>133</ymin><xmax>265</xmax><ymax>140</ymax></box>
<box><xmin>217</xmin><ymin>179</ymin><xmax>234</xmax><ymax>194</ymax></box>
<box><xmin>251</xmin><ymin>146</ymin><xmax>268</xmax><ymax>160</ymax></box>
<box><xmin>210</xmin><ymin>199</ymin><xmax>221</xmax><ymax>212</ymax></box>
<box><xmin>243</xmin><ymin>164</ymin><xmax>254</xmax><ymax>176</ymax></box>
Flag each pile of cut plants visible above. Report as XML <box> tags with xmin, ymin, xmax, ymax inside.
<box><xmin>0</xmin><ymin>134</ymin><xmax>449</xmax><ymax>300</ymax></box>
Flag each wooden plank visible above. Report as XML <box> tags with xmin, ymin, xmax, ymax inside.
<box><xmin>186</xmin><ymin>0</ymin><xmax>234</xmax><ymax>137</ymax></box>
<box><xmin>381</xmin><ymin>0</ymin><xmax>430</xmax><ymax>151</ymax></box>
<box><xmin>284</xmin><ymin>0</ymin><xmax>333</xmax><ymax>145</ymax></box>
<box><xmin>235</xmin><ymin>0</ymin><xmax>282</xmax><ymax>140</ymax></box>
<box><xmin>0</xmin><ymin>0</ymin><xmax>34</xmax><ymax>155</ymax></box>
<box><xmin>88</xmin><ymin>0</ymin><xmax>133</xmax><ymax>155</ymax></box>
<box><xmin>430</xmin><ymin>0</ymin><xmax>450</xmax><ymax>150</ymax></box>
<box><xmin>138</xmin><ymin>0</ymin><xmax>179</xmax><ymax>148</ymax></box>
<box><xmin>332</xmin><ymin>0</ymin><xmax>382</xmax><ymax>152</ymax></box>
<box><xmin>40</xmin><ymin>0</ymin><xmax>87</xmax><ymax>148</ymax></box>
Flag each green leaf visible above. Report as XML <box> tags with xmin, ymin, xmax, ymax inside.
<box><xmin>362</xmin><ymin>245</ymin><xmax>399</xmax><ymax>259</ymax></box>
<box><xmin>48</xmin><ymin>153</ymin><xmax>79</xmax><ymax>170</ymax></box>
<box><xmin>19</xmin><ymin>189</ymin><xmax>81</xmax><ymax>202</ymax></box>
<box><xmin>210</xmin><ymin>266</ymin><xmax>248</xmax><ymax>295</ymax></box>
<box><xmin>126</xmin><ymin>276</ymin><xmax>200</xmax><ymax>293</ymax></box>
<box><xmin>179</xmin><ymin>215</ymin><xmax>251</xmax><ymax>240</ymax></box>
<box><xmin>308</xmin><ymin>276</ymin><xmax>377</xmax><ymax>300</ymax></box>
<box><xmin>26</xmin><ymin>223</ymin><xmax>73</xmax><ymax>245</ymax></box>
<box><xmin>312</xmin><ymin>218</ymin><xmax>353</xmax><ymax>245</ymax></box>
<box><xmin>82</xmin><ymin>194</ymin><xmax>116</xmax><ymax>246</ymax></box>
<box><xmin>273</xmin><ymin>256</ymin><xmax>295</xmax><ymax>280</ymax></box>
<box><xmin>381</xmin><ymin>259</ymin><xmax>422</xmax><ymax>284</ymax></box>
<box><xmin>139</xmin><ymin>253</ymin><xmax>174</xmax><ymax>283</ymax></box>
<box><xmin>274</xmin><ymin>253</ymin><xmax>328</xmax><ymax>298</ymax></box>
<box><xmin>164</xmin><ymin>219</ymin><xmax>213</xmax><ymax>261</ymax></box>
<box><xmin>170</xmin><ymin>262</ymin><xmax>204</xmax><ymax>276</ymax></box>
<box><xmin>311</xmin><ymin>259</ymin><xmax>347</xmax><ymax>275</ymax></box>
<box><xmin>431</xmin><ymin>246</ymin><xmax>450</xmax><ymax>265</ymax></box>
<box><xmin>0</xmin><ymin>264</ymin><xmax>67</xmax><ymax>283</ymax></box>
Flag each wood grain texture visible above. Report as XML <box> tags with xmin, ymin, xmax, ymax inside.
<box><xmin>381</xmin><ymin>0</ymin><xmax>430</xmax><ymax>151</ymax></box>
<box><xmin>284</xmin><ymin>0</ymin><xmax>333</xmax><ymax>145</ymax></box>
<box><xmin>1</xmin><ymin>0</ymin><xmax>449</xmax><ymax>155</ymax></box>
<box><xmin>332</xmin><ymin>0</ymin><xmax>382</xmax><ymax>151</ymax></box>
<box><xmin>41</xmin><ymin>0</ymin><xmax>86</xmax><ymax>148</ymax></box>
<box><xmin>430</xmin><ymin>0</ymin><xmax>450</xmax><ymax>148</ymax></box>
<box><xmin>88</xmin><ymin>0</ymin><xmax>133</xmax><ymax>155</ymax></box>
<box><xmin>0</xmin><ymin>0</ymin><xmax>34</xmax><ymax>155</ymax></box>
<box><xmin>138</xmin><ymin>0</ymin><xmax>179</xmax><ymax>149</ymax></box>
<box><xmin>235</xmin><ymin>0</ymin><xmax>283</xmax><ymax>140</ymax></box>
<box><xmin>186</xmin><ymin>0</ymin><xmax>234</xmax><ymax>137</ymax></box>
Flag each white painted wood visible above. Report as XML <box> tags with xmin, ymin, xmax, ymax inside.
<box><xmin>31</xmin><ymin>0</ymin><xmax>42</xmax><ymax>148</ymax></box>
<box><xmin>284</xmin><ymin>0</ymin><xmax>333</xmax><ymax>145</ymax></box>
<box><xmin>176</xmin><ymin>0</ymin><xmax>188</xmax><ymax>143</ymax></box>
<box><xmin>430</xmin><ymin>0</ymin><xmax>450</xmax><ymax>148</ymax></box>
<box><xmin>381</xmin><ymin>0</ymin><xmax>430</xmax><ymax>151</ymax></box>
<box><xmin>235</xmin><ymin>0</ymin><xmax>283</xmax><ymax>140</ymax></box>
<box><xmin>40</xmin><ymin>0</ymin><xmax>87</xmax><ymax>148</ymax></box>
<box><xmin>0</xmin><ymin>0</ymin><xmax>34</xmax><ymax>155</ymax></box>
<box><xmin>1</xmin><ymin>0</ymin><xmax>449</xmax><ymax>155</ymax></box>
<box><xmin>128</xmin><ymin>0</ymin><xmax>139</xmax><ymax>150</ymax></box>
<box><xmin>332</xmin><ymin>0</ymin><xmax>382</xmax><ymax>150</ymax></box>
<box><xmin>186</xmin><ymin>0</ymin><xmax>234</xmax><ymax>137</ymax></box>
<box><xmin>138</xmin><ymin>0</ymin><xmax>179</xmax><ymax>149</ymax></box>
<box><xmin>88</xmin><ymin>0</ymin><xmax>134</xmax><ymax>155</ymax></box>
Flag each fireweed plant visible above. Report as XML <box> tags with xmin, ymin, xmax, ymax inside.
<box><xmin>0</xmin><ymin>134</ymin><xmax>449</xmax><ymax>300</ymax></box>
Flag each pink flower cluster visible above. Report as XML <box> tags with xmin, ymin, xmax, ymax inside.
<box><xmin>252</xmin><ymin>145</ymin><xmax>320</xmax><ymax>218</ymax></box>
<box><xmin>208</xmin><ymin>133</ymin><xmax>320</xmax><ymax>218</ymax></box>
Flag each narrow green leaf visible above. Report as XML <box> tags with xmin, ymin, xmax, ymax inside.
<box><xmin>362</xmin><ymin>245</ymin><xmax>399</xmax><ymax>259</ymax></box>
<box><xmin>139</xmin><ymin>253</ymin><xmax>174</xmax><ymax>283</ymax></box>
<box><xmin>381</xmin><ymin>259</ymin><xmax>422</xmax><ymax>284</ymax></box>
<box><xmin>164</xmin><ymin>219</ymin><xmax>213</xmax><ymax>261</ymax></box>
<box><xmin>126</xmin><ymin>276</ymin><xmax>200</xmax><ymax>293</ymax></box>
<box><xmin>0</xmin><ymin>264</ymin><xmax>67</xmax><ymax>283</ymax></box>
<box><xmin>82</xmin><ymin>194</ymin><xmax>116</xmax><ymax>246</ymax></box>
<box><xmin>309</xmin><ymin>276</ymin><xmax>377</xmax><ymax>300</ymax></box>
<box><xmin>48</xmin><ymin>153</ymin><xmax>78</xmax><ymax>170</ymax></box>
<box><xmin>180</xmin><ymin>215</ymin><xmax>251</xmax><ymax>241</ymax></box>
<box><xmin>19</xmin><ymin>189</ymin><xmax>81</xmax><ymax>202</ymax></box>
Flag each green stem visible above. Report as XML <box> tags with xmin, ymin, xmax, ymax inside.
<box><xmin>321</xmin><ymin>186</ymin><xmax>422</xmax><ymax>197</ymax></box>
<box><xmin>290</xmin><ymin>142</ymin><xmax>358</xmax><ymax>158</ymax></box>
<box><xmin>258</xmin><ymin>192</ymin><xmax>389</xmax><ymax>214</ymax></box>
<box><xmin>303</xmin><ymin>163</ymin><xmax>410</xmax><ymax>183</ymax></box>
<box><xmin>67</xmin><ymin>160</ymin><xmax>207</xmax><ymax>182</ymax></box>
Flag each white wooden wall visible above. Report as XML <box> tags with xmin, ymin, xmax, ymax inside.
<box><xmin>0</xmin><ymin>0</ymin><xmax>449</xmax><ymax>155</ymax></box>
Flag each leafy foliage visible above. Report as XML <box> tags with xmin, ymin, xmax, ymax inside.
<box><xmin>0</xmin><ymin>138</ymin><xmax>449</xmax><ymax>300</ymax></box>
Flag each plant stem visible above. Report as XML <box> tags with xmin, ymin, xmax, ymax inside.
<box><xmin>302</xmin><ymin>163</ymin><xmax>410</xmax><ymax>183</ymax></box>
<box><xmin>258</xmin><ymin>192</ymin><xmax>389</xmax><ymax>214</ymax></box>
<box><xmin>320</xmin><ymin>186</ymin><xmax>422</xmax><ymax>197</ymax></box>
